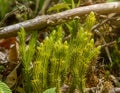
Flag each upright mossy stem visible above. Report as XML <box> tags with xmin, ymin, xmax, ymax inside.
<box><xmin>68</xmin><ymin>29</ymin><xmax>101</xmax><ymax>92</ymax></box>
<box><xmin>32</xmin><ymin>26</ymin><xmax>69</xmax><ymax>93</ymax></box>
<box><xmin>67</xmin><ymin>12</ymin><xmax>100</xmax><ymax>93</ymax></box>
<box><xmin>18</xmin><ymin>27</ymin><xmax>38</xmax><ymax>93</ymax></box>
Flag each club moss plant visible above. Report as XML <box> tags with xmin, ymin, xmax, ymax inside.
<box><xmin>18</xmin><ymin>12</ymin><xmax>101</xmax><ymax>93</ymax></box>
<box><xmin>18</xmin><ymin>28</ymin><xmax>38</xmax><ymax>93</ymax></box>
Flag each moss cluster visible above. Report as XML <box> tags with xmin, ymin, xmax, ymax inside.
<box><xmin>19</xmin><ymin>12</ymin><xmax>101</xmax><ymax>93</ymax></box>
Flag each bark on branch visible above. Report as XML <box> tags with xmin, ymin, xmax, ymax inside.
<box><xmin>0</xmin><ymin>2</ymin><xmax>120</xmax><ymax>38</ymax></box>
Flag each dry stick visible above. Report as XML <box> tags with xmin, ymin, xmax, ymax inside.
<box><xmin>91</xmin><ymin>19</ymin><xmax>110</xmax><ymax>31</ymax></box>
<box><xmin>92</xmin><ymin>15</ymin><xmax>116</xmax><ymax>65</ymax></box>
<box><xmin>0</xmin><ymin>2</ymin><xmax>120</xmax><ymax>39</ymax></box>
<box><xmin>101</xmin><ymin>41</ymin><xmax>116</xmax><ymax>47</ymax></box>
<box><xmin>85</xmin><ymin>87</ymin><xmax>120</xmax><ymax>93</ymax></box>
<box><xmin>94</xmin><ymin>29</ymin><xmax>113</xmax><ymax>65</ymax></box>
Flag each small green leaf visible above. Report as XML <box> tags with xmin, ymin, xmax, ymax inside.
<box><xmin>43</xmin><ymin>87</ymin><xmax>56</xmax><ymax>93</ymax></box>
<box><xmin>0</xmin><ymin>81</ymin><xmax>12</xmax><ymax>93</ymax></box>
<box><xmin>48</xmin><ymin>3</ymin><xmax>70</xmax><ymax>12</ymax></box>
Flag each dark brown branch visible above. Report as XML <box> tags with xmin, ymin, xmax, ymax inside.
<box><xmin>0</xmin><ymin>2</ymin><xmax>120</xmax><ymax>38</ymax></box>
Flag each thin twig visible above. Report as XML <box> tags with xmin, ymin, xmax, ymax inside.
<box><xmin>92</xmin><ymin>15</ymin><xmax>115</xmax><ymax>65</ymax></box>
<box><xmin>85</xmin><ymin>87</ymin><xmax>120</xmax><ymax>93</ymax></box>
<box><xmin>101</xmin><ymin>41</ymin><xmax>116</xmax><ymax>47</ymax></box>
<box><xmin>94</xmin><ymin>29</ymin><xmax>113</xmax><ymax>65</ymax></box>
<box><xmin>91</xmin><ymin>13</ymin><xmax>116</xmax><ymax>31</ymax></box>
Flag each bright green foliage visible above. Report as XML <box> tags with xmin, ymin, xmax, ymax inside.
<box><xmin>18</xmin><ymin>28</ymin><xmax>37</xmax><ymax>71</ymax></box>
<box><xmin>0</xmin><ymin>81</ymin><xmax>12</xmax><ymax>93</ymax></box>
<box><xmin>31</xmin><ymin>12</ymin><xmax>100</xmax><ymax>93</ymax></box>
<box><xmin>68</xmin><ymin>30</ymin><xmax>100</xmax><ymax>92</ymax></box>
<box><xmin>48</xmin><ymin>3</ymin><xmax>70</xmax><ymax>13</ymax></box>
<box><xmin>67</xmin><ymin>12</ymin><xmax>100</xmax><ymax>93</ymax></box>
<box><xmin>85</xmin><ymin>11</ymin><xmax>96</xmax><ymax>31</ymax></box>
<box><xmin>48</xmin><ymin>0</ymin><xmax>81</xmax><ymax>13</ymax></box>
<box><xmin>18</xmin><ymin>28</ymin><xmax>38</xmax><ymax>93</ymax></box>
<box><xmin>65</xmin><ymin>19</ymin><xmax>80</xmax><ymax>38</ymax></box>
<box><xmin>18</xmin><ymin>12</ymin><xmax>100</xmax><ymax>93</ymax></box>
<box><xmin>32</xmin><ymin>26</ymin><xmax>68</xmax><ymax>93</ymax></box>
<box><xmin>63</xmin><ymin>0</ymin><xmax>81</xmax><ymax>8</ymax></box>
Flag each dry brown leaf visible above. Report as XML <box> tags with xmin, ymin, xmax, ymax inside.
<box><xmin>7</xmin><ymin>41</ymin><xmax>19</xmax><ymax>63</ymax></box>
<box><xmin>0</xmin><ymin>37</ymin><xmax>16</xmax><ymax>49</ymax></box>
<box><xmin>5</xmin><ymin>68</ymin><xmax>17</xmax><ymax>88</ymax></box>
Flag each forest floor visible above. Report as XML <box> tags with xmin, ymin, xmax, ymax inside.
<box><xmin>0</xmin><ymin>0</ymin><xmax>120</xmax><ymax>93</ymax></box>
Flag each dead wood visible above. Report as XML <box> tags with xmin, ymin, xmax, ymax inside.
<box><xmin>0</xmin><ymin>2</ymin><xmax>120</xmax><ymax>38</ymax></box>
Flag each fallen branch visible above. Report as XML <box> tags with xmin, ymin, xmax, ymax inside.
<box><xmin>0</xmin><ymin>2</ymin><xmax>120</xmax><ymax>38</ymax></box>
<box><xmin>86</xmin><ymin>87</ymin><xmax>120</xmax><ymax>93</ymax></box>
